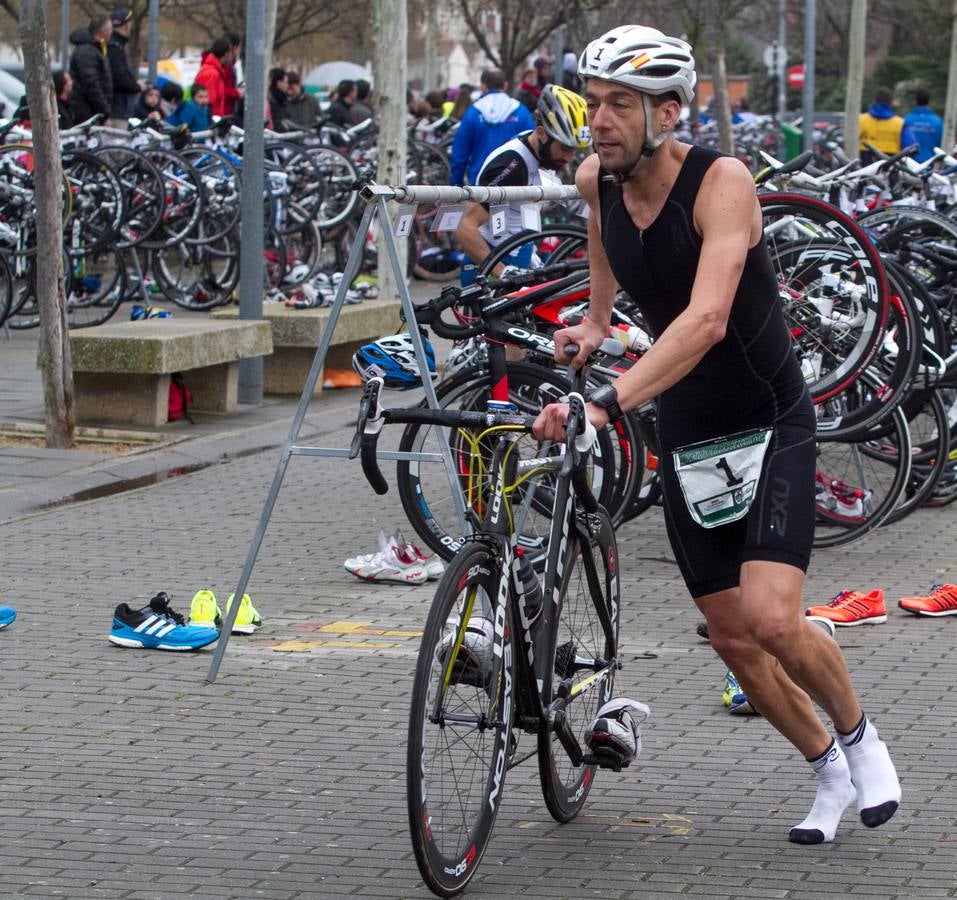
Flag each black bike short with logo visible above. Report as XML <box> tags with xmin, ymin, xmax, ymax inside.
<box><xmin>657</xmin><ymin>396</ymin><xmax>817</xmax><ymax>599</ymax></box>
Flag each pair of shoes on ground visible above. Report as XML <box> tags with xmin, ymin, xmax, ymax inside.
<box><xmin>0</xmin><ymin>605</ymin><xmax>16</xmax><ymax>630</ymax></box>
<box><xmin>110</xmin><ymin>592</ymin><xmax>219</xmax><ymax>651</ymax></box>
<box><xmin>806</xmin><ymin>584</ymin><xmax>957</xmax><ymax>624</ymax></box>
<box><xmin>109</xmin><ymin>591</ymin><xmax>262</xmax><ymax>651</ymax></box>
<box><xmin>188</xmin><ymin>590</ymin><xmax>262</xmax><ymax>634</ymax></box>
<box><xmin>344</xmin><ymin>531</ymin><xmax>445</xmax><ymax>585</ymax></box>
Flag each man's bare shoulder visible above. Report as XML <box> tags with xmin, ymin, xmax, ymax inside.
<box><xmin>701</xmin><ymin>155</ymin><xmax>756</xmax><ymax>197</ymax></box>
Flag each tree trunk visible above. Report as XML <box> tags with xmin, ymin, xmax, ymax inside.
<box><xmin>264</xmin><ymin>0</ymin><xmax>278</xmax><ymax>87</ymax></box>
<box><xmin>423</xmin><ymin>0</ymin><xmax>438</xmax><ymax>91</ymax></box>
<box><xmin>20</xmin><ymin>0</ymin><xmax>74</xmax><ymax>448</ymax></box>
<box><xmin>843</xmin><ymin>0</ymin><xmax>867</xmax><ymax>159</ymax></box>
<box><xmin>944</xmin><ymin>0</ymin><xmax>957</xmax><ymax>149</ymax></box>
<box><xmin>708</xmin><ymin>3</ymin><xmax>734</xmax><ymax>156</ymax></box>
<box><xmin>373</xmin><ymin>0</ymin><xmax>408</xmax><ymax>304</ymax></box>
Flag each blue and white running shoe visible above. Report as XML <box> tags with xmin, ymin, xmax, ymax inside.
<box><xmin>0</xmin><ymin>605</ymin><xmax>16</xmax><ymax>630</ymax></box>
<box><xmin>109</xmin><ymin>592</ymin><xmax>218</xmax><ymax>651</ymax></box>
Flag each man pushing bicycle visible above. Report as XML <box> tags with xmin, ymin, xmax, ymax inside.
<box><xmin>534</xmin><ymin>25</ymin><xmax>901</xmax><ymax>846</ymax></box>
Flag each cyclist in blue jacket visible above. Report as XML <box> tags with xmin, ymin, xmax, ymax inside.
<box><xmin>904</xmin><ymin>89</ymin><xmax>944</xmax><ymax>163</ymax></box>
<box><xmin>450</xmin><ymin>68</ymin><xmax>535</xmax><ymax>186</ymax></box>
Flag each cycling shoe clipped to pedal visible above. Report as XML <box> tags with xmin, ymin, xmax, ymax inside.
<box><xmin>585</xmin><ymin>698</ymin><xmax>651</xmax><ymax>771</ymax></box>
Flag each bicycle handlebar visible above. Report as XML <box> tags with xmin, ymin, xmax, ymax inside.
<box><xmin>351</xmin><ymin>371</ymin><xmax>599</xmax><ymax>511</ymax></box>
<box><xmin>411</xmin><ymin>262</ymin><xmax>590</xmax><ymax>340</ymax></box>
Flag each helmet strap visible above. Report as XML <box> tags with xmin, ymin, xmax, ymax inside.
<box><xmin>641</xmin><ymin>93</ymin><xmax>669</xmax><ymax>157</ymax></box>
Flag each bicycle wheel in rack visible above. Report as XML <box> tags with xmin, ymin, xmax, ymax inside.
<box><xmin>881</xmin><ymin>388</ymin><xmax>952</xmax><ymax>526</ymax></box>
<box><xmin>813</xmin><ymin>403</ymin><xmax>911</xmax><ymax>549</ymax></box>
<box><xmin>407</xmin><ymin>540</ymin><xmax>515</xmax><ymax>897</ymax></box>
<box><xmin>760</xmin><ymin>192</ymin><xmax>890</xmax><ymax>402</ymax></box>
<box><xmin>477</xmin><ymin>224</ymin><xmax>588</xmax><ymax>278</ymax></box>
<box><xmin>537</xmin><ymin>505</ymin><xmax>619</xmax><ymax>823</ymax></box>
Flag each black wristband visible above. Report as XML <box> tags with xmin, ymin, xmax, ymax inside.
<box><xmin>587</xmin><ymin>383</ymin><xmax>623</xmax><ymax>423</ymax></box>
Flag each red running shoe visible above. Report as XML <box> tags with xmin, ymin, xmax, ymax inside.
<box><xmin>805</xmin><ymin>589</ymin><xmax>887</xmax><ymax>626</ymax></box>
<box><xmin>898</xmin><ymin>583</ymin><xmax>957</xmax><ymax>617</ymax></box>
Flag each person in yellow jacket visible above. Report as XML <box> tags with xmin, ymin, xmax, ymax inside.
<box><xmin>859</xmin><ymin>87</ymin><xmax>916</xmax><ymax>164</ymax></box>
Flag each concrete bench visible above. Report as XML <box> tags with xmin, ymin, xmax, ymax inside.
<box><xmin>211</xmin><ymin>298</ymin><xmax>402</xmax><ymax>395</ymax></box>
<box><xmin>69</xmin><ymin>319</ymin><xmax>273</xmax><ymax>427</ymax></box>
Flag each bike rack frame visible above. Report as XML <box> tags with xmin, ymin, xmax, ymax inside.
<box><xmin>207</xmin><ymin>181</ymin><xmax>582</xmax><ymax>681</ymax></box>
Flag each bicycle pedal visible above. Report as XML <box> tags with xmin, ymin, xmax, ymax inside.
<box><xmin>582</xmin><ymin>750</ymin><xmax>626</xmax><ymax>772</ymax></box>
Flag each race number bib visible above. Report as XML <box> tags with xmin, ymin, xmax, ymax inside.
<box><xmin>672</xmin><ymin>428</ymin><xmax>773</xmax><ymax>528</ymax></box>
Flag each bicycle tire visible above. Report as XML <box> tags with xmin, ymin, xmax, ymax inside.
<box><xmin>882</xmin><ymin>388</ymin><xmax>951</xmax><ymax>525</ymax></box>
<box><xmin>476</xmin><ymin>224</ymin><xmax>588</xmax><ymax>278</ymax></box>
<box><xmin>61</xmin><ymin>149</ymin><xmax>126</xmax><ymax>256</ymax></box>
<box><xmin>138</xmin><ymin>148</ymin><xmax>205</xmax><ymax>248</ymax></box>
<box><xmin>813</xmin><ymin>403</ymin><xmax>911</xmax><ymax>549</ymax></box>
<box><xmin>306</xmin><ymin>145</ymin><xmax>360</xmax><ymax>230</ymax></box>
<box><xmin>90</xmin><ymin>144</ymin><xmax>166</xmax><ymax>248</ymax></box>
<box><xmin>813</xmin><ymin>259</ymin><xmax>925</xmax><ymax>439</ymax></box>
<box><xmin>407</xmin><ymin>540</ymin><xmax>515</xmax><ymax>897</ymax></box>
<box><xmin>396</xmin><ymin>363</ymin><xmax>621</xmax><ymax>565</ymax></box>
<box><xmin>538</xmin><ymin>505</ymin><xmax>620</xmax><ymax>823</ymax></box>
<box><xmin>760</xmin><ymin>192</ymin><xmax>889</xmax><ymax>402</ymax></box>
<box><xmin>0</xmin><ymin>249</ymin><xmax>12</xmax><ymax>326</ymax></box>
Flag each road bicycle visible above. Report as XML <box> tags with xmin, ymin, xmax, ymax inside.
<box><xmin>352</xmin><ymin>352</ymin><xmax>627</xmax><ymax>896</ymax></box>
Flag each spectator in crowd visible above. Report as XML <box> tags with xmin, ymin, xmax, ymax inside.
<box><xmin>106</xmin><ymin>7</ymin><xmax>141</xmax><ymax>125</ymax></box>
<box><xmin>859</xmin><ymin>87</ymin><xmax>916</xmax><ymax>165</ymax></box>
<box><xmin>904</xmin><ymin>88</ymin><xmax>944</xmax><ymax>163</ymax></box>
<box><xmin>132</xmin><ymin>84</ymin><xmax>163</xmax><ymax>122</ymax></box>
<box><xmin>515</xmin><ymin>68</ymin><xmax>540</xmax><ymax>113</ymax></box>
<box><xmin>447</xmin><ymin>86</ymin><xmax>472</xmax><ymax>122</ymax></box>
<box><xmin>732</xmin><ymin>97</ymin><xmax>758</xmax><ymax>124</ymax></box>
<box><xmin>224</xmin><ymin>33</ymin><xmax>244</xmax><ymax>117</ymax></box>
<box><xmin>69</xmin><ymin>15</ymin><xmax>113</xmax><ymax>123</ymax></box>
<box><xmin>284</xmin><ymin>71</ymin><xmax>320</xmax><ymax>129</ymax></box>
<box><xmin>562</xmin><ymin>49</ymin><xmax>582</xmax><ymax>92</ymax></box>
<box><xmin>350</xmin><ymin>78</ymin><xmax>374</xmax><ymax>125</ymax></box>
<box><xmin>533</xmin><ymin>55</ymin><xmax>553</xmax><ymax>88</ymax></box>
<box><xmin>166</xmin><ymin>82</ymin><xmax>210</xmax><ymax>133</ymax></box>
<box><xmin>450</xmin><ymin>67</ymin><xmax>535</xmax><ymax>186</ymax></box>
<box><xmin>159</xmin><ymin>82</ymin><xmax>183</xmax><ymax>118</ymax></box>
<box><xmin>267</xmin><ymin>67</ymin><xmax>288</xmax><ymax>130</ymax></box>
<box><xmin>193</xmin><ymin>37</ymin><xmax>234</xmax><ymax>118</ymax></box>
<box><xmin>328</xmin><ymin>78</ymin><xmax>356</xmax><ymax>127</ymax></box>
<box><xmin>53</xmin><ymin>70</ymin><xmax>75</xmax><ymax>128</ymax></box>
<box><xmin>424</xmin><ymin>90</ymin><xmax>446</xmax><ymax>119</ymax></box>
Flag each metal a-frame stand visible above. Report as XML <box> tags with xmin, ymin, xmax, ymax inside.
<box><xmin>207</xmin><ymin>181</ymin><xmax>582</xmax><ymax>681</ymax></box>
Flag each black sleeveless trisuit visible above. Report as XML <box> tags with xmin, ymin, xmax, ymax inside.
<box><xmin>598</xmin><ymin>145</ymin><xmax>816</xmax><ymax>597</ymax></box>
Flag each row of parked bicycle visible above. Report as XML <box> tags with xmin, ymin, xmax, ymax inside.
<box><xmin>0</xmin><ymin>111</ymin><xmax>455</xmax><ymax>330</ymax></box>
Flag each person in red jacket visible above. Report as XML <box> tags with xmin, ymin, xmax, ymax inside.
<box><xmin>193</xmin><ymin>37</ymin><xmax>232</xmax><ymax>118</ymax></box>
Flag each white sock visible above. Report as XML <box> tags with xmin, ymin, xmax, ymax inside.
<box><xmin>838</xmin><ymin>715</ymin><xmax>902</xmax><ymax>827</ymax></box>
<box><xmin>789</xmin><ymin>740</ymin><xmax>856</xmax><ymax>844</ymax></box>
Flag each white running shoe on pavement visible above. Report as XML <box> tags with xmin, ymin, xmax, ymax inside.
<box><xmin>344</xmin><ymin>532</ymin><xmax>428</xmax><ymax>584</ymax></box>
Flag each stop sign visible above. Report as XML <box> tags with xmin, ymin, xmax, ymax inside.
<box><xmin>787</xmin><ymin>64</ymin><xmax>805</xmax><ymax>89</ymax></box>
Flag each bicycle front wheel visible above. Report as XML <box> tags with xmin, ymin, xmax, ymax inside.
<box><xmin>407</xmin><ymin>541</ymin><xmax>516</xmax><ymax>897</ymax></box>
<box><xmin>538</xmin><ymin>506</ymin><xmax>620</xmax><ymax>822</ymax></box>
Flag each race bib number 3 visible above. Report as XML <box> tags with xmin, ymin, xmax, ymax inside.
<box><xmin>673</xmin><ymin>428</ymin><xmax>773</xmax><ymax>528</ymax></box>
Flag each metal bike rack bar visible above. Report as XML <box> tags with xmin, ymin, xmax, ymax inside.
<box><xmin>207</xmin><ymin>181</ymin><xmax>582</xmax><ymax>681</ymax></box>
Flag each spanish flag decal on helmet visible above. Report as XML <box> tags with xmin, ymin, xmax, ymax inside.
<box><xmin>630</xmin><ymin>52</ymin><xmax>651</xmax><ymax>69</ymax></box>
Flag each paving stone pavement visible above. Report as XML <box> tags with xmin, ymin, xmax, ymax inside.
<box><xmin>2</xmin><ymin>329</ymin><xmax>957</xmax><ymax>898</ymax></box>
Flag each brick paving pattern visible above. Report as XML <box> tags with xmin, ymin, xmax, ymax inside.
<box><xmin>1</xmin><ymin>329</ymin><xmax>956</xmax><ymax>898</ymax></box>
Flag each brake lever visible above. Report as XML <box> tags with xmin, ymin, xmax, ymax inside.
<box><xmin>349</xmin><ymin>377</ymin><xmax>383</xmax><ymax>459</ymax></box>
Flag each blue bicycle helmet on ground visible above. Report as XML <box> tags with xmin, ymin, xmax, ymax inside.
<box><xmin>351</xmin><ymin>332</ymin><xmax>437</xmax><ymax>389</ymax></box>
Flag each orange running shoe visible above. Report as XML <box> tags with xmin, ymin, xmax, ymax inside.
<box><xmin>805</xmin><ymin>589</ymin><xmax>887</xmax><ymax>626</ymax></box>
<box><xmin>898</xmin><ymin>583</ymin><xmax>957</xmax><ymax>617</ymax></box>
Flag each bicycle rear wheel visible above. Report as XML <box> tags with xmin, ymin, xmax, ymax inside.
<box><xmin>538</xmin><ymin>505</ymin><xmax>620</xmax><ymax>822</ymax></box>
<box><xmin>407</xmin><ymin>541</ymin><xmax>515</xmax><ymax>897</ymax></box>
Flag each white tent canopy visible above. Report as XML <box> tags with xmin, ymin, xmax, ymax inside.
<box><xmin>304</xmin><ymin>61</ymin><xmax>371</xmax><ymax>89</ymax></box>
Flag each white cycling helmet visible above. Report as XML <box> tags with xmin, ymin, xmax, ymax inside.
<box><xmin>579</xmin><ymin>26</ymin><xmax>696</xmax><ymax>158</ymax></box>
